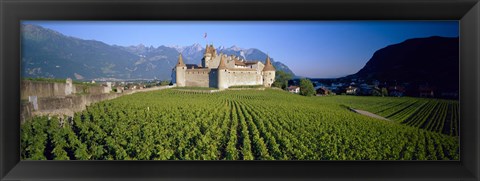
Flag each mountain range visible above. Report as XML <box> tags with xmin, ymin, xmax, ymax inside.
<box><xmin>21</xmin><ymin>24</ymin><xmax>295</xmax><ymax>81</ymax></box>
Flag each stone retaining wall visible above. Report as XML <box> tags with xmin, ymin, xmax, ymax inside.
<box><xmin>20</xmin><ymin>85</ymin><xmax>174</xmax><ymax>123</ymax></box>
<box><xmin>21</xmin><ymin>80</ymin><xmax>110</xmax><ymax>100</ymax></box>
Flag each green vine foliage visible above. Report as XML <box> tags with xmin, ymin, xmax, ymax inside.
<box><xmin>21</xmin><ymin>89</ymin><xmax>459</xmax><ymax>160</ymax></box>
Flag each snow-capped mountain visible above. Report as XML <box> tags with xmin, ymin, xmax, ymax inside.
<box><xmin>22</xmin><ymin>24</ymin><xmax>296</xmax><ymax>81</ymax></box>
<box><xmin>181</xmin><ymin>43</ymin><xmax>203</xmax><ymax>56</ymax></box>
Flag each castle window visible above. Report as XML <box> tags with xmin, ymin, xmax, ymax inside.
<box><xmin>269</xmin><ymin>73</ymin><xmax>272</xmax><ymax>75</ymax></box>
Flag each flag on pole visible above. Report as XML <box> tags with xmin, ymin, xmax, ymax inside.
<box><xmin>204</xmin><ymin>33</ymin><xmax>207</xmax><ymax>38</ymax></box>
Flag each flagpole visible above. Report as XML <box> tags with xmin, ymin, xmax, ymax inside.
<box><xmin>204</xmin><ymin>32</ymin><xmax>208</xmax><ymax>46</ymax></box>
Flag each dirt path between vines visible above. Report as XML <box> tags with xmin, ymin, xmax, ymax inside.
<box><xmin>348</xmin><ymin>108</ymin><xmax>392</xmax><ymax>122</ymax></box>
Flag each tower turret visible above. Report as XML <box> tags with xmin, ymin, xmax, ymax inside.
<box><xmin>217</xmin><ymin>54</ymin><xmax>228</xmax><ymax>90</ymax></box>
<box><xmin>202</xmin><ymin>44</ymin><xmax>217</xmax><ymax>68</ymax></box>
<box><xmin>262</xmin><ymin>55</ymin><xmax>276</xmax><ymax>87</ymax></box>
<box><xmin>175</xmin><ymin>54</ymin><xmax>187</xmax><ymax>87</ymax></box>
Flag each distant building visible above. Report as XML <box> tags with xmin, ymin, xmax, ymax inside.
<box><xmin>288</xmin><ymin>86</ymin><xmax>300</xmax><ymax>94</ymax></box>
<box><xmin>315</xmin><ymin>87</ymin><xmax>330</xmax><ymax>96</ymax></box>
<box><xmin>346</xmin><ymin>86</ymin><xmax>359</xmax><ymax>95</ymax></box>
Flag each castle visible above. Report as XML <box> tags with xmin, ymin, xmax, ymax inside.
<box><xmin>173</xmin><ymin>44</ymin><xmax>276</xmax><ymax>89</ymax></box>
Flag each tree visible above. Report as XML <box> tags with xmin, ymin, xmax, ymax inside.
<box><xmin>272</xmin><ymin>71</ymin><xmax>293</xmax><ymax>90</ymax></box>
<box><xmin>371</xmin><ymin>87</ymin><xmax>381</xmax><ymax>96</ymax></box>
<box><xmin>381</xmin><ymin>88</ymin><xmax>388</xmax><ymax>97</ymax></box>
<box><xmin>160</xmin><ymin>80</ymin><xmax>170</xmax><ymax>86</ymax></box>
<box><xmin>299</xmin><ymin>78</ymin><xmax>315</xmax><ymax>96</ymax></box>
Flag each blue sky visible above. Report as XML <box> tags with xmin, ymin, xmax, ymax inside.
<box><xmin>23</xmin><ymin>21</ymin><xmax>459</xmax><ymax>78</ymax></box>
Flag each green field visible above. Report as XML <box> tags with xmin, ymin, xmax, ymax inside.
<box><xmin>21</xmin><ymin>89</ymin><xmax>459</xmax><ymax>160</ymax></box>
<box><xmin>330</xmin><ymin>96</ymin><xmax>459</xmax><ymax>136</ymax></box>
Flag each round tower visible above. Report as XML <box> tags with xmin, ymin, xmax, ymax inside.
<box><xmin>175</xmin><ymin>54</ymin><xmax>187</xmax><ymax>87</ymax></box>
<box><xmin>262</xmin><ymin>55</ymin><xmax>276</xmax><ymax>87</ymax></box>
<box><xmin>217</xmin><ymin>54</ymin><xmax>228</xmax><ymax>90</ymax></box>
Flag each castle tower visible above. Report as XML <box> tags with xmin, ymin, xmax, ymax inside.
<box><xmin>175</xmin><ymin>54</ymin><xmax>187</xmax><ymax>87</ymax></box>
<box><xmin>202</xmin><ymin>44</ymin><xmax>217</xmax><ymax>68</ymax></box>
<box><xmin>262</xmin><ymin>55</ymin><xmax>276</xmax><ymax>87</ymax></box>
<box><xmin>202</xmin><ymin>44</ymin><xmax>210</xmax><ymax>68</ymax></box>
<box><xmin>217</xmin><ymin>54</ymin><xmax>228</xmax><ymax>90</ymax></box>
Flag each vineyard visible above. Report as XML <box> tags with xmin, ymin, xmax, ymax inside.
<box><xmin>328</xmin><ymin>96</ymin><xmax>459</xmax><ymax>136</ymax></box>
<box><xmin>21</xmin><ymin>89</ymin><xmax>459</xmax><ymax>160</ymax></box>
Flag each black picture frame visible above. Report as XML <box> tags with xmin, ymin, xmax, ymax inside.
<box><xmin>1</xmin><ymin>0</ymin><xmax>479</xmax><ymax>180</ymax></box>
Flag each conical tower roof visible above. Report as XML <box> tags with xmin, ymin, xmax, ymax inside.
<box><xmin>176</xmin><ymin>54</ymin><xmax>186</xmax><ymax>67</ymax></box>
<box><xmin>204</xmin><ymin>44</ymin><xmax>214</xmax><ymax>53</ymax></box>
<box><xmin>262</xmin><ymin>55</ymin><xmax>275</xmax><ymax>71</ymax></box>
<box><xmin>218</xmin><ymin>54</ymin><xmax>227</xmax><ymax>69</ymax></box>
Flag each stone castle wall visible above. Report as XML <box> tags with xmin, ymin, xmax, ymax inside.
<box><xmin>20</xmin><ymin>85</ymin><xmax>174</xmax><ymax>123</ymax></box>
<box><xmin>225</xmin><ymin>70</ymin><xmax>262</xmax><ymax>87</ymax></box>
<box><xmin>185</xmin><ymin>69</ymin><xmax>210</xmax><ymax>87</ymax></box>
<box><xmin>21</xmin><ymin>81</ymin><xmax>67</xmax><ymax>100</ymax></box>
<box><xmin>177</xmin><ymin>51</ymin><xmax>273</xmax><ymax>88</ymax></box>
<box><xmin>20</xmin><ymin>93</ymin><xmax>121</xmax><ymax>123</ymax></box>
<box><xmin>178</xmin><ymin>68</ymin><xmax>264</xmax><ymax>88</ymax></box>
